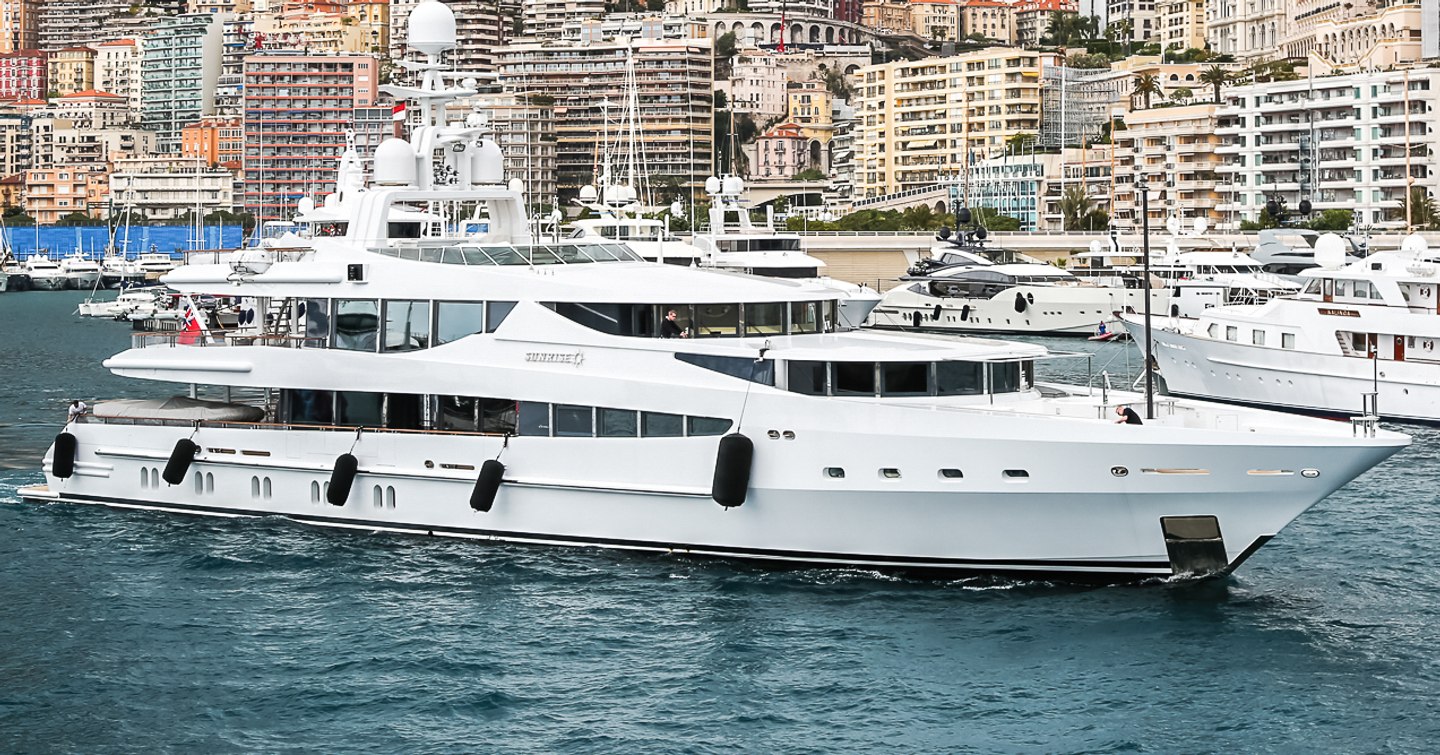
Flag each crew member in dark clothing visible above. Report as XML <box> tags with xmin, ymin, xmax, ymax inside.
<box><xmin>661</xmin><ymin>309</ymin><xmax>687</xmax><ymax>338</ymax></box>
<box><xmin>1114</xmin><ymin>405</ymin><xmax>1143</xmax><ymax>425</ymax></box>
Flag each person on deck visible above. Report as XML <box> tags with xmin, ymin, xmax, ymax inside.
<box><xmin>67</xmin><ymin>399</ymin><xmax>88</xmax><ymax>423</ymax></box>
<box><xmin>1114</xmin><ymin>405</ymin><xmax>1143</xmax><ymax>425</ymax></box>
<box><xmin>661</xmin><ymin>309</ymin><xmax>688</xmax><ymax>339</ymax></box>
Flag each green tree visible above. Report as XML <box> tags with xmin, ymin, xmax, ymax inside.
<box><xmin>974</xmin><ymin>207</ymin><xmax>1022</xmax><ymax>231</ymax></box>
<box><xmin>56</xmin><ymin>211</ymin><xmax>96</xmax><ymax>226</ymax></box>
<box><xmin>1059</xmin><ymin>184</ymin><xmax>1093</xmax><ymax>231</ymax></box>
<box><xmin>1006</xmin><ymin>132</ymin><xmax>1037</xmax><ymax>153</ymax></box>
<box><xmin>1169</xmin><ymin>86</ymin><xmax>1193</xmax><ymax>103</ymax></box>
<box><xmin>794</xmin><ymin>168</ymin><xmax>826</xmax><ymax>181</ymax></box>
<box><xmin>820</xmin><ymin>66</ymin><xmax>853</xmax><ymax>100</ymax></box>
<box><xmin>1132</xmin><ymin>73</ymin><xmax>1162</xmax><ymax>110</ymax></box>
<box><xmin>1239</xmin><ymin>207</ymin><xmax>1282</xmax><ymax>231</ymax></box>
<box><xmin>1199</xmin><ymin>65</ymin><xmax>1230</xmax><ymax>104</ymax></box>
<box><xmin>1307</xmin><ymin>209</ymin><xmax>1354</xmax><ymax>232</ymax></box>
<box><xmin>1397</xmin><ymin>186</ymin><xmax>1440</xmax><ymax>229</ymax></box>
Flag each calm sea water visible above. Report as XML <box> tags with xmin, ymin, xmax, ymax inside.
<box><xmin>3</xmin><ymin>291</ymin><xmax>1440</xmax><ymax>753</ymax></box>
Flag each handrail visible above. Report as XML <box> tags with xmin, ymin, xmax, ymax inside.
<box><xmin>79</xmin><ymin>414</ymin><xmax>508</xmax><ymax>437</ymax></box>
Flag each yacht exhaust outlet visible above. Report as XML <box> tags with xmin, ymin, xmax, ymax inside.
<box><xmin>327</xmin><ymin>453</ymin><xmax>358</xmax><ymax>506</ymax></box>
<box><xmin>470</xmin><ymin>460</ymin><xmax>505</xmax><ymax>512</ymax></box>
<box><xmin>712</xmin><ymin>433</ymin><xmax>753</xmax><ymax>508</ymax></box>
<box><xmin>162</xmin><ymin>439</ymin><xmax>199</xmax><ymax>486</ymax></box>
<box><xmin>1161</xmin><ymin>515</ymin><xmax>1229</xmax><ymax>576</ymax></box>
<box><xmin>52</xmin><ymin>432</ymin><xmax>78</xmax><ymax>479</ymax></box>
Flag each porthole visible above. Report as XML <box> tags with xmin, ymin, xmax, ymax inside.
<box><xmin>938</xmin><ymin>468</ymin><xmax>963</xmax><ymax>479</ymax></box>
<box><xmin>880</xmin><ymin>468</ymin><xmax>901</xmax><ymax>479</ymax></box>
<box><xmin>1003</xmin><ymin>469</ymin><xmax>1029</xmax><ymax>479</ymax></box>
<box><xmin>310</xmin><ymin>480</ymin><xmax>321</xmax><ymax>503</ymax></box>
<box><xmin>373</xmin><ymin>485</ymin><xmax>384</xmax><ymax>509</ymax></box>
<box><xmin>263</xmin><ymin>477</ymin><xmax>272</xmax><ymax>500</ymax></box>
<box><xmin>385</xmin><ymin>486</ymin><xmax>396</xmax><ymax>509</ymax></box>
<box><xmin>250</xmin><ymin>476</ymin><xmax>261</xmax><ymax>499</ymax></box>
<box><xmin>205</xmin><ymin>473</ymin><xmax>214</xmax><ymax>493</ymax></box>
<box><xmin>782</xmin><ymin>431</ymin><xmax>796</xmax><ymax>440</ymax></box>
<box><xmin>768</xmin><ymin>430</ymin><xmax>781</xmax><ymax>439</ymax></box>
<box><xmin>1301</xmin><ymin>468</ymin><xmax>1320</xmax><ymax>478</ymax></box>
<box><xmin>824</xmin><ymin>467</ymin><xmax>846</xmax><ymax>479</ymax></box>
<box><xmin>424</xmin><ymin>460</ymin><xmax>435</xmax><ymax>469</ymax></box>
<box><xmin>1111</xmin><ymin>466</ymin><xmax>1129</xmax><ymax>477</ymax></box>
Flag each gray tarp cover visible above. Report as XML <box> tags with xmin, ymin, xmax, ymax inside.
<box><xmin>93</xmin><ymin>396</ymin><xmax>266</xmax><ymax>422</ymax></box>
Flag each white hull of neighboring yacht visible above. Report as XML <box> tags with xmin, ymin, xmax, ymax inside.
<box><xmin>1125</xmin><ymin>316</ymin><xmax>1440</xmax><ymax>422</ymax></box>
<box><xmin>871</xmin><ymin>285</ymin><xmax>1165</xmax><ymax>336</ymax></box>
<box><xmin>27</xmin><ymin>394</ymin><xmax>1401</xmax><ymax>579</ymax></box>
<box><xmin>27</xmin><ymin>271</ymin><xmax>68</xmax><ymax>291</ymax></box>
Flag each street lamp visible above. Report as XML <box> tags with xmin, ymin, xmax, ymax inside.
<box><xmin>1136</xmin><ymin>174</ymin><xmax>1154</xmax><ymax>420</ymax></box>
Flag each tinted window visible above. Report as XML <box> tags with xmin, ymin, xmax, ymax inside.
<box><xmin>745</xmin><ymin>302</ymin><xmax>785</xmax><ymax>335</ymax></box>
<box><xmin>336</xmin><ymin>391</ymin><xmax>383</xmax><ymax>425</ymax></box>
<box><xmin>383</xmin><ymin>300</ymin><xmax>431</xmax><ymax>352</ymax></box>
<box><xmin>436</xmin><ymin>301</ymin><xmax>486</xmax><ymax>345</ymax></box>
<box><xmin>936</xmin><ymin>361</ymin><xmax>984</xmax><ymax>395</ymax></box>
<box><xmin>303</xmin><ymin>298</ymin><xmax>329</xmax><ymax>341</ymax></box>
<box><xmin>882</xmin><ymin>362</ymin><xmax>930</xmax><ymax>396</ymax></box>
<box><xmin>385</xmin><ymin>393</ymin><xmax>424</xmax><ymax>429</ymax></box>
<box><xmin>694</xmin><ymin>303</ymin><xmax>739</xmax><ymax>337</ymax></box>
<box><xmin>480</xmin><ymin>398</ymin><xmax>517</xmax><ymax>434</ymax></box>
<box><xmin>599</xmin><ymin>408</ymin><xmax>638</xmax><ymax>437</ymax></box>
<box><xmin>676</xmin><ymin>353</ymin><xmax>776</xmax><ymax>385</ymax></box>
<box><xmin>990</xmin><ymin>362</ymin><xmax>1022</xmax><ymax>394</ymax></box>
<box><xmin>288</xmin><ymin>389</ymin><xmax>333</xmax><ymax>423</ymax></box>
<box><xmin>553</xmin><ymin>302</ymin><xmax>655</xmax><ymax>336</ymax></box>
<box><xmin>554</xmin><ymin>404</ymin><xmax>594</xmax><ymax>437</ymax></box>
<box><xmin>517</xmin><ymin>401</ymin><xmax>551</xmax><ymax>436</ymax></box>
<box><xmin>334</xmin><ymin>299</ymin><xmax>379</xmax><ymax>351</ymax></box>
<box><xmin>833</xmin><ymin>362</ymin><xmax>876</xmax><ymax>395</ymax></box>
<box><xmin>486</xmin><ymin>301</ymin><xmax>517</xmax><ymax>332</ymax></box>
<box><xmin>790</xmin><ymin>301</ymin><xmax>820</xmax><ymax>333</ymax></box>
<box><xmin>687</xmin><ymin>416</ymin><xmax>733</xmax><ymax>436</ymax></box>
<box><xmin>641</xmin><ymin>412</ymin><xmax>684</xmax><ymax>437</ymax></box>
<box><xmin>788</xmin><ymin>360</ymin><xmax>827</xmax><ymax>395</ymax></box>
<box><xmin>438</xmin><ymin>395</ymin><xmax>477</xmax><ymax>431</ymax></box>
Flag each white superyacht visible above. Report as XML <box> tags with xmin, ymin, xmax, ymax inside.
<box><xmin>19</xmin><ymin>3</ymin><xmax>1410</xmax><ymax>581</ymax></box>
<box><xmin>1126</xmin><ymin>233</ymin><xmax>1440</xmax><ymax>423</ymax></box>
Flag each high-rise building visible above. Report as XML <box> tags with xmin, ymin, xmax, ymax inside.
<box><xmin>1216</xmin><ymin>69</ymin><xmax>1440</xmax><ymax>230</ymax></box>
<box><xmin>47</xmin><ymin>47</ymin><xmax>96</xmax><ymax>98</ymax></box>
<box><xmin>472</xmin><ymin>92</ymin><xmax>557</xmax><ymax>207</ymax></box>
<box><xmin>854</xmin><ymin>48</ymin><xmax>1048</xmax><ymax>198</ymax></box>
<box><xmin>107</xmin><ymin>156</ymin><xmax>235</xmax><ymax>220</ymax></box>
<box><xmin>496</xmin><ymin>36</ymin><xmax>714</xmax><ymax>198</ymax></box>
<box><xmin>182</xmin><ymin>115</ymin><xmax>243</xmax><ymax>170</ymax></box>
<box><xmin>1111</xmin><ymin>103</ymin><xmax>1222</xmax><ymax>232</ymax></box>
<box><xmin>0</xmin><ymin>103</ymin><xmax>35</xmax><ymax>180</ymax></box>
<box><xmin>0</xmin><ymin>0</ymin><xmax>39</xmax><ymax>55</ymax></box>
<box><xmin>94</xmin><ymin>39</ymin><xmax>145</xmax><ymax>115</ymax></box>
<box><xmin>522</xmin><ymin>0</ymin><xmax>605</xmax><ymax>41</ymax></box>
<box><xmin>390</xmin><ymin>0</ymin><xmax>518</xmax><ymax>73</ymax></box>
<box><xmin>241</xmin><ymin>53</ymin><xmax>381</xmax><ymax>220</ymax></box>
<box><xmin>141</xmin><ymin>13</ymin><xmax>224</xmax><ymax>154</ymax></box>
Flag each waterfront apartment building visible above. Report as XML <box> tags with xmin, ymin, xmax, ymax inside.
<box><xmin>1157</xmin><ymin>0</ymin><xmax>1205</xmax><ymax>52</ymax></box>
<box><xmin>142</xmin><ymin>13</ymin><xmax>224</xmax><ymax>154</ymax></box>
<box><xmin>0</xmin><ymin>48</ymin><xmax>45</xmax><ymax>101</ymax></box>
<box><xmin>496</xmin><ymin>37</ymin><xmax>714</xmax><ymax>198</ymax></box>
<box><xmin>0</xmin><ymin>0</ymin><xmax>39</xmax><ymax>55</ymax></box>
<box><xmin>861</xmin><ymin>1</ymin><xmax>911</xmax><ymax>33</ymax></box>
<box><xmin>752</xmin><ymin>123</ymin><xmax>810</xmax><ymax>180</ymax></box>
<box><xmin>909</xmin><ymin>0</ymin><xmax>957</xmax><ymax>42</ymax></box>
<box><xmin>47</xmin><ymin>90</ymin><xmax>135</xmax><ymax>130</ymax></box>
<box><xmin>94</xmin><ymin>40</ymin><xmax>144</xmax><ymax>115</ymax></box>
<box><xmin>1205</xmin><ymin>0</ymin><xmax>1285</xmax><ymax>61</ymax></box>
<box><xmin>38</xmin><ymin>1</ymin><xmax>131</xmax><ymax>52</ymax></box>
<box><xmin>854</xmin><ymin>48</ymin><xmax>1046</xmax><ymax>198</ymax></box>
<box><xmin>30</xmin><ymin>116</ymin><xmax>155</xmax><ymax>169</ymax></box>
<box><xmin>720</xmin><ymin>49</ymin><xmax>789</xmax><ymax>120</ymax></box>
<box><xmin>23</xmin><ymin>164</ymin><xmax>107</xmax><ymax>223</ymax></box>
<box><xmin>1111</xmin><ymin>103</ymin><xmax>1222</xmax><ymax>233</ymax></box>
<box><xmin>1286</xmin><ymin>1</ymin><xmax>1423</xmax><ymax>70</ymax></box>
<box><xmin>1039</xmin><ymin>58</ymin><xmax>1211</xmax><ymax>147</ymax></box>
<box><xmin>1014</xmin><ymin>0</ymin><xmax>1075</xmax><ymax>48</ymax></box>
<box><xmin>0</xmin><ymin>105</ymin><xmax>34</xmax><ymax>179</ymax></box>
<box><xmin>963</xmin><ymin>146</ymin><xmax>1111</xmax><ymax>230</ymax></box>
<box><xmin>471</xmin><ymin>92</ymin><xmax>557</xmax><ymax>207</ymax></box>
<box><xmin>108</xmin><ymin>157</ymin><xmax>234</xmax><ymax>221</ymax></box>
<box><xmin>959</xmin><ymin>0</ymin><xmax>1016</xmax><ymax>44</ymax></box>
<box><xmin>182</xmin><ymin>116</ymin><xmax>243</xmax><ymax>170</ymax></box>
<box><xmin>47</xmin><ymin>47</ymin><xmax>95</xmax><ymax>98</ymax></box>
<box><xmin>390</xmin><ymin>0</ymin><xmax>517</xmax><ymax>73</ymax></box>
<box><xmin>241</xmin><ymin>53</ymin><xmax>381</xmax><ymax>221</ymax></box>
<box><xmin>522</xmin><ymin>0</ymin><xmax>606</xmax><ymax>41</ymax></box>
<box><xmin>1215</xmin><ymin>69</ymin><xmax>1440</xmax><ymax>231</ymax></box>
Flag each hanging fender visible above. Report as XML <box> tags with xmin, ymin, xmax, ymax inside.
<box><xmin>327</xmin><ymin>453</ymin><xmax>358</xmax><ymax>506</ymax></box>
<box><xmin>51</xmin><ymin>432</ymin><xmax>78</xmax><ymax>479</ymax></box>
<box><xmin>911</xmin><ymin>310</ymin><xmax>922</xmax><ymax>328</ymax></box>
<box><xmin>960</xmin><ymin>304</ymin><xmax>971</xmax><ymax>321</ymax></box>
<box><xmin>1014</xmin><ymin>292</ymin><xmax>1027</xmax><ymax>313</ymax></box>
<box><xmin>933</xmin><ymin>304</ymin><xmax>943</xmax><ymax>321</ymax></box>
<box><xmin>161</xmin><ymin>438</ymin><xmax>199</xmax><ymax>485</ymax></box>
<box><xmin>711</xmin><ymin>433</ymin><xmax>753</xmax><ymax>508</ymax></box>
<box><xmin>470</xmin><ymin>460</ymin><xmax>505</xmax><ymax>513</ymax></box>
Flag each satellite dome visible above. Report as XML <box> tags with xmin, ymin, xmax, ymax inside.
<box><xmin>722</xmin><ymin>176</ymin><xmax>744</xmax><ymax>195</ymax></box>
<box><xmin>1314</xmin><ymin>233</ymin><xmax>1347</xmax><ymax>270</ymax></box>
<box><xmin>373</xmin><ymin>138</ymin><xmax>416</xmax><ymax>186</ymax></box>
<box><xmin>579</xmin><ymin>184</ymin><xmax>598</xmax><ymax>202</ymax></box>
<box><xmin>470</xmin><ymin>138</ymin><xmax>504</xmax><ymax>184</ymax></box>
<box><xmin>704</xmin><ymin>176</ymin><xmax>722</xmax><ymax>195</ymax></box>
<box><xmin>508</xmin><ymin>178</ymin><xmax>525</xmax><ymax>194</ymax></box>
<box><xmin>296</xmin><ymin>196</ymin><xmax>315</xmax><ymax>215</ymax></box>
<box><xmin>1401</xmin><ymin>233</ymin><xmax>1429</xmax><ymax>257</ymax></box>
<box><xmin>408</xmin><ymin>1</ymin><xmax>458</xmax><ymax>57</ymax></box>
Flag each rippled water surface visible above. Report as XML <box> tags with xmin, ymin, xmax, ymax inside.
<box><xmin>3</xmin><ymin>291</ymin><xmax>1440</xmax><ymax>753</ymax></box>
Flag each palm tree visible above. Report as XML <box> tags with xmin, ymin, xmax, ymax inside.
<box><xmin>1060</xmin><ymin>184</ymin><xmax>1093</xmax><ymax>231</ymax></box>
<box><xmin>1132</xmin><ymin>73</ymin><xmax>1162</xmax><ymax>110</ymax></box>
<box><xmin>1199</xmin><ymin>66</ymin><xmax>1230</xmax><ymax>104</ymax></box>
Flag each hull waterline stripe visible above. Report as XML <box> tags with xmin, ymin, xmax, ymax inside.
<box><xmin>32</xmin><ymin>491</ymin><xmax>1174</xmax><ymax>573</ymax></box>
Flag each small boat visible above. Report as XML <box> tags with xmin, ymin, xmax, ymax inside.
<box><xmin>1088</xmin><ymin>330</ymin><xmax>1125</xmax><ymax>342</ymax></box>
<box><xmin>76</xmin><ymin>287</ymin><xmax>171</xmax><ymax>319</ymax></box>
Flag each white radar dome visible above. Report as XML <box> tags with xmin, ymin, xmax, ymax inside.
<box><xmin>508</xmin><ymin>178</ymin><xmax>525</xmax><ymax>194</ymax></box>
<box><xmin>1165</xmin><ymin>216</ymin><xmax>1181</xmax><ymax>236</ymax></box>
<box><xmin>722</xmin><ymin>176</ymin><xmax>745</xmax><ymax>195</ymax></box>
<box><xmin>296</xmin><ymin>196</ymin><xmax>315</xmax><ymax>215</ymax></box>
<box><xmin>1088</xmin><ymin>239</ymin><xmax>1103</xmax><ymax>254</ymax></box>
<box><xmin>1193</xmin><ymin>217</ymin><xmax>1208</xmax><ymax>235</ymax></box>
<box><xmin>470</xmin><ymin>139</ymin><xmax>504</xmax><ymax>184</ymax></box>
<box><xmin>579</xmin><ymin>184</ymin><xmax>598</xmax><ymax>202</ymax></box>
<box><xmin>669</xmin><ymin>200</ymin><xmax>685</xmax><ymax>218</ymax></box>
<box><xmin>373</xmin><ymin>138</ymin><xmax>416</xmax><ymax>186</ymax></box>
<box><xmin>705</xmin><ymin>176</ymin><xmax>722</xmax><ymax>195</ymax></box>
<box><xmin>408</xmin><ymin>1</ymin><xmax>458</xmax><ymax>57</ymax></box>
<box><xmin>1314</xmin><ymin>233</ymin><xmax>1348</xmax><ymax>270</ymax></box>
<box><xmin>1401</xmin><ymin>232</ymin><xmax>1429</xmax><ymax>257</ymax></box>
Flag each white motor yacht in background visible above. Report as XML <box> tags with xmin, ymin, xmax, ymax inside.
<box><xmin>17</xmin><ymin>1</ymin><xmax>1410</xmax><ymax>583</ymax></box>
<box><xmin>136</xmin><ymin>251</ymin><xmax>178</xmax><ymax>281</ymax></box>
<box><xmin>567</xmin><ymin>184</ymin><xmax>703</xmax><ymax>265</ymax></box>
<box><xmin>1248</xmin><ymin>227</ymin><xmax>1365</xmax><ymax>283</ymax></box>
<box><xmin>100</xmin><ymin>254</ymin><xmax>146</xmax><ymax>289</ymax></box>
<box><xmin>691</xmin><ymin>175</ymin><xmax>881</xmax><ymax>328</ymax></box>
<box><xmin>870</xmin><ymin>228</ymin><xmax>1168</xmax><ymax>335</ymax></box>
<box><xmin>23</xmin><ymin>254</ymin><xmax>67</xmax><ymax>290</ymax></box>
<box><xmin>76</xmin><ymin>287</ymin><xmax>171</xmax><ymax>320</ymax></box>
<box><xmin>59</xmin><ymin>252</ymin><xmax>102</xmax><ymax>290</ymax></box>
<box><xmin>1126</xmin><ymin>233</ymin><xmax>1440</xmax><ymax>422</ymax></box>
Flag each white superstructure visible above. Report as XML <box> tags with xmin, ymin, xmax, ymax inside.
<box><xmin>18</xmin><ymin>3</ymin><xmax>1410</xmax><ymax>582</ymax></box>
<box><xmin>1126</xmin><ymin>233</ymin><xmax>1440</xmax><ymax>423</ymax></box>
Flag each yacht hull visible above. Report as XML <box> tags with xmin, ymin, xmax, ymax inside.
<box><xmin>1127</xmin><ymin>318</ymin><xmax>1440</xmax><ymax>423</ymax></box>
<box><xmin>65</xmin><ymin>271</ymin><xmax>102</xmax><ymax>290</ymax></box>
<box><xmin>27</xmin><ymin>274</ymin><xmax>68</xmax><ymax>291</ymax></box>
<box><xmin>871</xmin><ymin>285</ymin><xmax>1167</xmax><ymax>336</ymax></box>
<box><xmin>26</xmin><ymin>418</ymin><xmax>1403</xmax><ymax>580</ymax></box>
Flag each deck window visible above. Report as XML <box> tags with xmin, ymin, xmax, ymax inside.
<box><xmin>288</xmin><ymin>389</ymin><xmax>333</xmax><ymax>423</ymax></box>
<box><xmin>517</xmin><ymin>401</ymin><xmax>551</xmax><ymax>436</ymax></box>
<box><xmin>881</xmin><ymin>362</ymin><xmax>930</xmax><ymax>396</ymax></box>
<box><xmin>936</xmin><ymin>361</ymin><xmax>984</xmax><ymax>395</ymax></box>
<box><xmin>687</xmin><ymin>416</ymin><xmax>733</xmax><ymax>436</ymax></box>
<box><xmin>745</xmin><ymin>302</ymin><xmax>786</xmax><ymax>335</ymax></box>
<box><xmin>438</xmin><ymin>396</ymin><xmax>479</xmax><ymax>431</ymax></box>
<box><xmin>385</xmin><ymin>393</ymin><xmax>424</xmax><ymax>430</ymax></box>
<box><xmin>435</xmin><ymin>301</ymin><xmax>486</xmax><ymax>345</ymax></box>
<box><xmin>480</xmin><ymin>399</ymin><xmax>517</xmax><ymax>434</ymax></box>
<box><xmin>334</xmin><ymin>299</ymin><xmax>379</xmax><ymax>351</ymax></box>
<box><xmin>1225</xmin><ymin>325</ymin><xmax>1237</xmax><ymax>341</ymax></box>
<box><xmin>554</xmin><ymin>405</ymin><xmax>594</xmax><ymax>437</ymax></box>
<box><xmin>599</xmin><ymin>408</ymin><xmax>639</xmax><ymax>437</ymax></box>
<box><xmin>383</xmin><ymin>300</ymin><xmax>431</xmax><ymax>352</ymax></box>
<box><xmin>336</xmin><ymin>391</ymin><xmax>382</xmax><ymax>426</ymax></box>
<box><xmin>676</xmin><ymin>353</ymin><xmax>776</xmax><ymax>385</ymax></box>
<box><xmin>485</xmin><ymin>301</ymin><xmax>517</xmax><ymax>332</ymax></box>
<box><xmin>1252</xmin><ymin>330</ymin><xmax>1265</xmax><ymax>346</ymax></box>
<box><xmin>833</xmin><ymin>361</ymin><xmax>877</xmax><ymax>395</ymax></box>
<box><xmin>990</xmin><ymin>362</ymin><xmax>1022</xmax><ymax>394</ymax></box>
<box><xmin>694</xmin><ymin>303</ymin><xmax>740</xmax><ymax>337</ymax></box>
<box><xmin>303</xmin><ymin>298</ymin><xmax>329</xmax><ymax>343</ymax></box>
<box><xmin>790</xmin><ymin>301</ymin><xmax>820</xmax><ymax>334</ymax></box>
<box><xmin>1282</xmin><ymin>333</ymin><xmax>1296</xmax><ymax>349</ymax></box>
<box><xmin>788</xmin><ymin>360</ymin><xmax>827</xmax><ymax>395</ymax></box>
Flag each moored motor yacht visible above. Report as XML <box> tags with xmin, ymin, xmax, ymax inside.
<box><xmin>59</xmin><ymin>252</ymin><xmax>102</xmax><ymax>290</ymax></box>
<box><xmin>17</xmin><ymin>2</ymin><xmax>1410</xmax><ymax>582</ymax></box>
<box><xmin>23</xmin><ymin>253</ymin><xmax>67</xmax><ymax>290</ymax></box>
<box><xmin>1126</xmin><ymin>232</ymin><xmax>1440</xmax><ymax>422</ymax></box>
